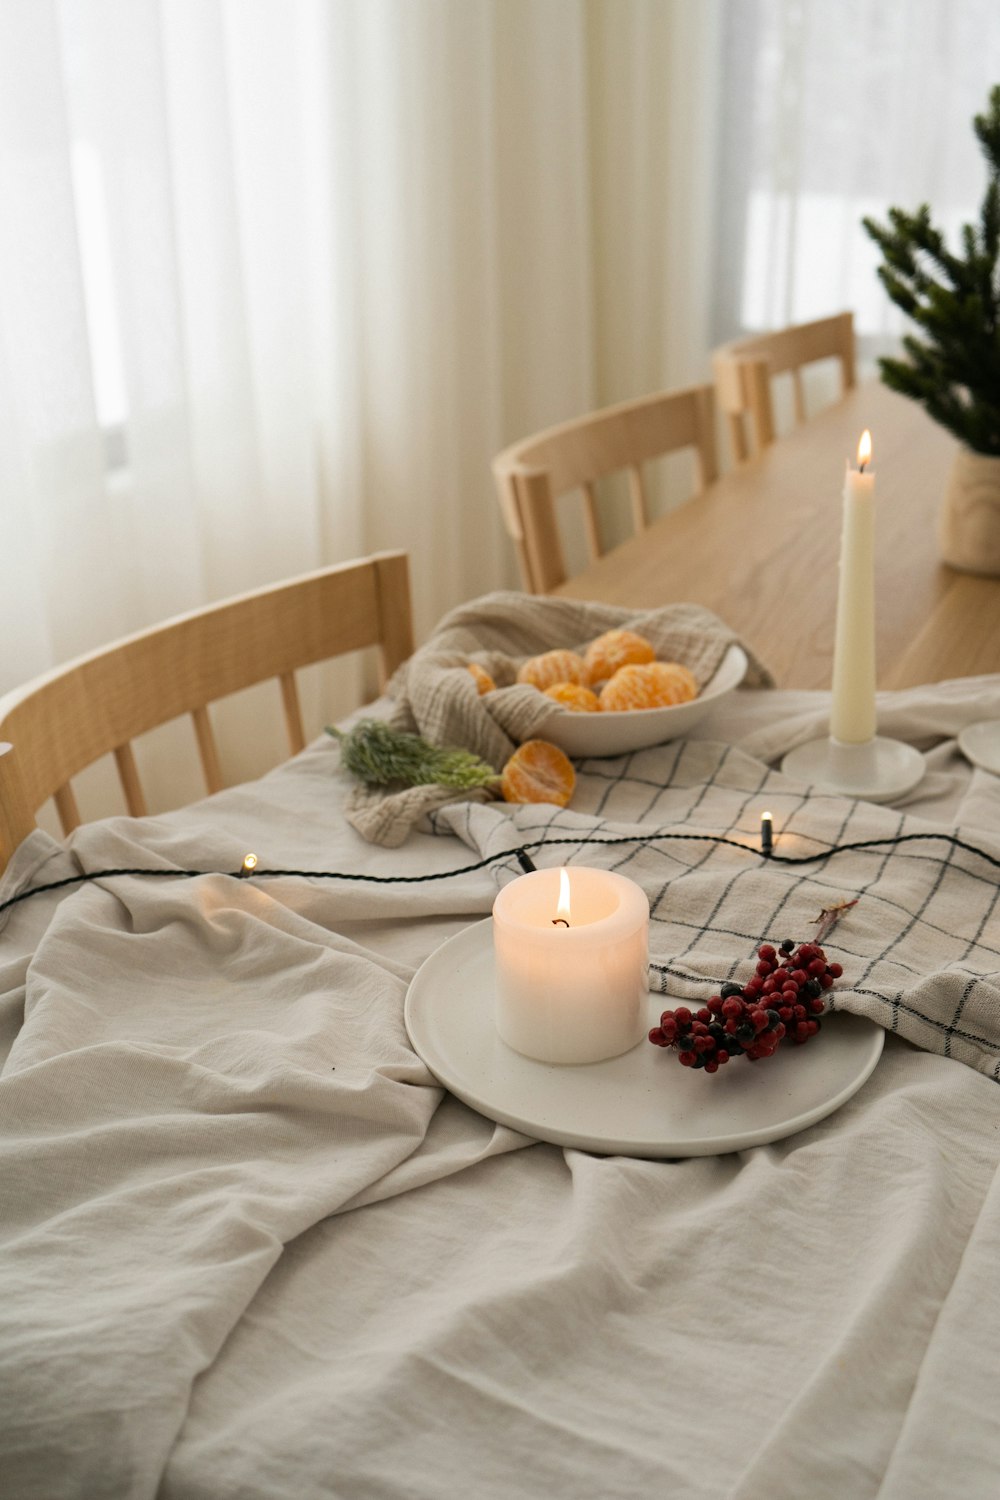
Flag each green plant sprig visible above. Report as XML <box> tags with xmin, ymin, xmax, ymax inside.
<box><xmin>328</xmin><ymin>718</ymin><xmax>500</xmax><ymax>791</ymax></box>
<box><xmin>862</xmin><ymin>84</ymin><xmax>1000</xmax><ymax>456</ymax></box>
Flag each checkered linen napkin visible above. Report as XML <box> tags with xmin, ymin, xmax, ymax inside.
<box><xmin>343</xmin><ymin>591</ymin><xmax>772</xmax><ymax>846</ymax></box>
<box><xmin>432</xmin><ymin>738</ymin><xmax>1000</xmax><ymax>1082</ymax></box>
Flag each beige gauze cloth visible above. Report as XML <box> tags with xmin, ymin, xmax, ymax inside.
<box><xmin>343</xmin><ymin>591</ymin><xmax>774</xmax><ymax>846</ymax></box>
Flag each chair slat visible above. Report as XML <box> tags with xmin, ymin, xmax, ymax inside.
<box><xmin>373</xmin><ymin>553</ymin><xmax>416</xmax><ymax>686</ymax></box>
<box><xmin>792</xmin><ymin>370</ymin><xmax>806</xmax><ymax>424</ymax></box>
<box><xmin>0</xmin><ymin>743</ymin><xmax>34</xmax><ymax>871</ymax></box>
<box><xmin>726</xmin><ymin>412</ymin><xmax>749</xmax><ymax>466</ymax></box>
<box><xmin>744</xmin><ymin>361</ymin><xmax>776</xmax><ymax>455</ymax></box>
<box><xmin>627</xmin><ymin>466</ymin><xmax>648</xmax><ymax>532</ymax></box>
<box><xmin>279</xmin><ymin>672</ymin><xmax>306</xmax><ymax>755</ymax></box>
<box><xmin>191</xmin><ymin>706</ymin><xmax>224</xmax><ymax>795</ymax></box>
<box><xmin>515</xmin><ymin>468</ymin><xmax>567</xmax><ymax>593</ymax></box>
<box><xmin>54</xmin><ymin>782</ymin><xmax>81</xmax><ymax>835</ymax></box>
<box><xmin>114</xmin><ymin>742</ymin><xmax>148</xmax><ymax>817</ymax></box>
<box><xmin>582</xmin><ymin>482</ymin><xmax>603</xmax><ymax>561</ymax></box>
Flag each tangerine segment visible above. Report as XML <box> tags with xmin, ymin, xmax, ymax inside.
<box><xmin>517</xmin><ymin>649</ymin><xmax>588</xmax><ymax>692</ymax></box>
<box><xmin>501</xmin><ymin>739</ymin><xmax>576</xmax><ymax>806</ymax></box>
<box><xmin>466</xmin><ymin>662</ymin><xmax>497</xmax><ymax>695</ymax></box>
<box><xmin>648</xmin><ymin>661</ymin><xmax>698</xmax><ymax>702</ymax></box>
<box><xmin>584</xmin><ymin>628</ymin><xmax>656</xmax><ymax>684</ymax></box>
<box><xmin>600</xmin><ymin>661</ymin><xmax>698</xmax><ymax>712</ymax></box>
<box><xmin>543</xmin><ymin>682</ymin><xmax>601</xmax><ymax>713</ymax></box>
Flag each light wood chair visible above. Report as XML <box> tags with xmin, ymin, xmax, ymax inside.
<box><xmin>712</xmin><ymin>311</ymin><xmax>856</xmax><ymax>463</ymax></box>
<box><xmin>492</xmin><ymin>383</ymin><xmax>718</xmax><ymax>593</ymax></box>
<box><xmin>0</xmin><ymin>551</ymin><xmax>413</xmax><ymax>874</ymax></box>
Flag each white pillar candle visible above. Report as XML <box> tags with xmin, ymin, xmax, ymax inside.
<box><xmin>492</xmin><ymin>866</ymin><xmax>649</xmax><ymax>1065</ymax></box>
<box><xmin>830</xmin><ymin>430</ymin><xmax>877</xmax><ymax>745</ymax></box>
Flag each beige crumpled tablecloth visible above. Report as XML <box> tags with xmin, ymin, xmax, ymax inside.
<box><xmin>344</xmin><ymin>590</ymin><xmax>773</xmax><ymax>845</ymax></box>
<box><xmin>2</xmin><ymin>676</ymin><xmax>1000</xmax><ymax>1500</ymax></box>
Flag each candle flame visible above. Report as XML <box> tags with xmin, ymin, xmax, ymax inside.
<box><xmin>857</xmin><ymin>429</ymin><xmax>872</xmax><ymax>470</ymax></box>
<box><xmin>556</xmin><ymin>867</ymin><xmax>572</xmax><ymax>924</ymax></box>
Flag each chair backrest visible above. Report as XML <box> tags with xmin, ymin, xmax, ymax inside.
<box><xmin>712</xmin><ymin>311</ymin><xmax>856</xmax><ymax>463</ymax></box>
<box><xmin>492</xmin><ymin>383</ymin><xmax>718</xmax><ymax>593</ymax></box>
<box><xmin>0</xmin><ymin>551</ymin><xmax>413</xmax><ymax>873</ymax></box>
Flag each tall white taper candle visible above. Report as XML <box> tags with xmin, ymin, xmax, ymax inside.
<box><xmin>830</xmin><ymin>431</ymin><xmax>877</xmax><ymax>744</ymax></box>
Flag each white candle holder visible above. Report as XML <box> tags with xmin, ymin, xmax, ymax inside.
<box><xmin>782</xmin><ymin>432</ymin><xmax>926</xmax><ymax>804</ymax></box>
<box><xmin>958</xmin><ymin>720</ymin><xmax>1000</xmax><ymax>775</ymax></box>
<box><xmin>781</xmin><ymin>734</ymin><xmax>925</xmax><ymax>804</ymax></box>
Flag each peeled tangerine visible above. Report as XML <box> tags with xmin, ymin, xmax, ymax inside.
<box><xmin>501</xmin><ymin>739</ymin><xmax>576</xmax><ymax>806</ymax></box>
<box><xmin>466</xmin><ymin>661</ymin><xmax>497</xmax><ymax>695</ymax></box>
<box><xmin>543</xmin><ymin>682</ymin><xmax>601</xmax><ymax>713</ymax></box>
<box><xmin>517</xmin><ymin>649</ymin><xmax>588</xmax><ymax>692</ymax></box>
<box><xmin>583</xmin><ymin>628</ymin><xmax>656</xmax><ymax>685</ymax></box>
<box><xmin>599</xmin><ymin>661</ymin><xmax>698</xmax><ymax>712</ymax></box>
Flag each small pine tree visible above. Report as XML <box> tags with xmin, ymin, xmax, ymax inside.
<box><xmin>862</xmin><ymin>85</ymin><xmax>1000</xmax><ymax>456</ymax></box>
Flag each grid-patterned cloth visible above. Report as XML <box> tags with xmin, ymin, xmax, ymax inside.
<box><xmin>432</xmin><ymin>738</ymin><xmax>1000</xmax><ymax>1081</ymax></box>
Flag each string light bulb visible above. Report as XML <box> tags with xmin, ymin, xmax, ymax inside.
<box><xmin>760</xmin><ymin>811</ymin><xmax>774</xmax><ymax>856</ymax></box>
<box><xmin>240</xmin><ymin>852</ymin><xmax>259</xmax><ymax>877</ymax></box>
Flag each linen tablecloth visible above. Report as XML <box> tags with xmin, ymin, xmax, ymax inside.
<box><xmin>1</xmin><ymin>678</ymin><xmax>999</xmax><ymax>1499</ymax></box>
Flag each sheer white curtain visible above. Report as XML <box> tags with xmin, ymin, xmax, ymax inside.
<box><xmin>0</xmin><ymin>0</ymin><xmax>721</xmax><ymax>810</ymax></box>
<box><xmin>0</xmin><ymin>0</ymin><xmax>346</xmax><ymax>750</ymax></box>
<box><xmin>713</xmin><ymin>0</ymin><xmax>1000</xmax><ymax>366</ymax></box>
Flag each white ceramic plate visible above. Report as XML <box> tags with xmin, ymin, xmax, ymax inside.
<box><xmin>404</xmin><ymin>919</ymin><xmax>884</xmax><ymax>1158</ymax></box>
<box><xmin>533</xmin><ymin>643</ymin><xmax>748</xmax><ymax>757</ymax></box>
<box><xmin>958</xmin><ymin>719</ymin><xmax>1000</xmax><ymax>775</ymax></box>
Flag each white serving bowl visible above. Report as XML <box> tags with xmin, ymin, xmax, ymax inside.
<box><xmin>531</xmin><ymin>643</ymin><xmax>748</xmax><ymax>757</ymax></box>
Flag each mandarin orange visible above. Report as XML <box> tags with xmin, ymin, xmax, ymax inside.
<box><xmin>543</xmin><ymin>682</ymin><xmax>601</xmax><ymax>712</ymax></box>
<box><xmin>466</xmin><ymin>661</ymin><xmax>497</xmax><ymax>695</ymax></box>
<box><xmin>647</xmin><ymin>661</ymin><xmax>698</xmax><ymax>703</ymax></box>
<box><xmin>501</xmin><ymin>739</ymin><xmax>576</xmax><ymax>806</ymax></box>
<box><xmin>516</xmin><ymin>649</ymin><xmax>588</xmax><ymax>692</ymax></box>
<box><xmin>583</xmin><ymin>628</ymin><xmax>656</xmax><ymax>684</ymax></box>
<box><xmin>599</xmin><ymin>660</ymin><xmax>698</xmax><ymax>712</ymax></box>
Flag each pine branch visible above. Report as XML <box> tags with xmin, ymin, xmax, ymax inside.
<box><xmin>974</xmin><ymin>85</ymin><xmax>1000</xmax><ymax>172</ymax></box>
<box><xmin>862</xmin><ymin>86</ymin><xmax>1000</xmax><ymax>456</ymax></box>
<box><xmin>327</xmin><ymin>719</ymin><xmax>500</xmax><ymax>791</ymax></box>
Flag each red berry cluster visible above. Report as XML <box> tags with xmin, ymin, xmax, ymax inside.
<box><xmin>649</xmin><ymin>940</ymin><xmax>844</xmax><ymax>1072</ymax></box>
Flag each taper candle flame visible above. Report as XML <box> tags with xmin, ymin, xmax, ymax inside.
<box><xmin>553</xmin><ymin>867</ymin><xmax>571</xmax><ymax>927</ymax></box>
<box><xmin>857</xmin><ymin>429</ymin><xmax>872</xmax><ymax>471</ymax></box>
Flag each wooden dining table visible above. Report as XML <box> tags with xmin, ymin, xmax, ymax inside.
<box><xmin>554</xmin><ymin>380</ymin><xmax>1000</xmax><ymax>689</ymax></box>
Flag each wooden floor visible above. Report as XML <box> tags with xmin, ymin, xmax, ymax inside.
<box><xmin>555</xmin><ymin>382</ymin><xmax>995</xmax><ymax>691</ymax></box>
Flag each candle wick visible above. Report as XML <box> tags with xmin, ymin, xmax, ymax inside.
<box><xmin>551</xmin><ymin>918</ymin><xmax>570</xmax><ymax>927</ymax></box>
<box><xmin>859</xmin><ymin>461</ymin><xmax>867</xmax><ymax>473</ymax></box>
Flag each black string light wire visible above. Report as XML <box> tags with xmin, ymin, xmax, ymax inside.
<box><xmin>2</xmin><ymin>827</ymin><xmax>1000</xmax><ymax>923</ymax></box>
